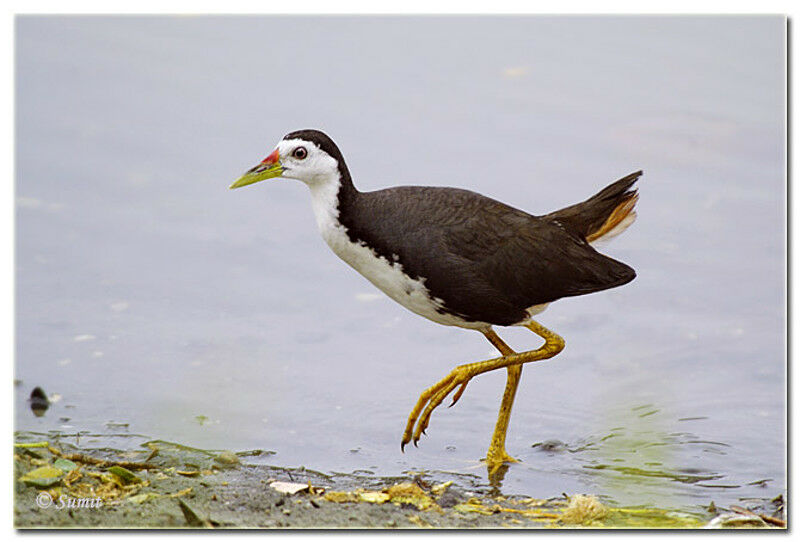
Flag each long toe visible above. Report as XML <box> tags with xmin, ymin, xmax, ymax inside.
<box><xmin>485</xmin><ymin>447</ymin><xmax>520</xmax><ymax>474</ymax></box>
<box><xmin>449</xmin><ymin>381</ymin><xmax>469</xmax><ymax>407</ymax></box>
<box><xmin>402</xmin><ymin>369</ymin><xmax>465</xmax><ymax>448</ymax></box>
<box><xmin>412</xmin><ymin>366</ymin><xmax>473</xmax><ymax>444</ymax></box>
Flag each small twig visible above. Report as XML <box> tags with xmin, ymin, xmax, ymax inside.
<box><xmin>730</xmin><ymin>505</ymin><xmax>759</xmax><ymax>517</ymax></box>
<box><xmin>61</xmin><ymin>453</ymin><xmax>158</xmax><ymax>471</ymax></box>
<box><xmin>759</xmin><ymin>514</ymin><xmax>786</xmax><ymax>528</ymax></box>
<box><xmin>730</xmin><ymin>505</ymin><xmax>786</xmax><ymax>528</ymax></box>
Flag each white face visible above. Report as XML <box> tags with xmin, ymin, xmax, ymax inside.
<box><xmin>277</xmin><ymin>138</ymin><xmax>340</xmax><ymax>187</ymax></box>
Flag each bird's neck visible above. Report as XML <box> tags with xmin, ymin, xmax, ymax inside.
<box><xmin>307</xmin><ymin>168</ymin><xmax>359</xmax><ymax>238</ymax></box>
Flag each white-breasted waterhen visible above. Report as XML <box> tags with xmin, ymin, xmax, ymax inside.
<box><xmin>230</xmin><ymin>129</ymin><xmax>640</xmax><ymax>473</ymax></box>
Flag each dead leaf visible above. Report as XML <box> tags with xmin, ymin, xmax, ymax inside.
<box><xmin>324</xmin><ymin>491</ymin><xmax>358</xmax><ymax>503</ymax></box>
<box><xmin>19</xmin><ymin>466</ymin><xmax>64</xmax><ymax>488</ymax></box>
<box><xmin>431</xmin><ymin>481</ymin><xmax>452</xmax><ymax>495</ymax></box>
<box><xmin>269</xmin><ymin>481</ymin><xmax>309</xmax><ymax>495</ymax></box>
<box><xmin>358</xmin><ymin>491</ymin><xmax>390</xmax><ymax>504</ymax></box>
<box><xmin>386</xmin><ymin>482</ymin><xmax>433</xmax><ymax>510</ymax></box>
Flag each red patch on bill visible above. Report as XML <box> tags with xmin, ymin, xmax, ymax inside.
<box><xmin>261</xmin><ymin>149</ymin><xmax>280</xmax><ymax>165</ymax></box>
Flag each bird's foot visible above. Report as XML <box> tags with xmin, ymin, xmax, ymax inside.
<box><xmin>400</xmin><ymin>365</ymin><xmax>475</xmax><ymax>451</ymax></box>
<box><xmin>484</xmin><ymin>447</ymin><xmax>519</xmax><ymax>474</ymax></box>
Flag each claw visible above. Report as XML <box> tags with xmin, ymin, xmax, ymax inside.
<box><xmin>401</xmin><ymin>442</ymin><xmax>406</xmax><ymax>453</ymax></box>
<box><xmin>449</xmin><ymin>381</ymin><xmax>468</xmax><ymax>407</ymax></box>
<box><xmin>402</xmin><ymin>366</ymin><xmax>474</xmax><ymax>452</ymax></box>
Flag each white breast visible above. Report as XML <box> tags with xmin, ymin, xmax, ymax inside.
<box><xmin>306</xmin><ymin>180</ymin><xmax>487</xmax><ymax>330</ymax></box>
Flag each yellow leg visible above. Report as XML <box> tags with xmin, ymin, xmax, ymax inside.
<box><xmin>400</xmin><ymin>320</ymin><xmax>565</xmax><ymax>464</ymax></box>
<box><xmin>484</xmin><ymin>329</ymin><xmax>523</xmax><ymax>469</ymax></box>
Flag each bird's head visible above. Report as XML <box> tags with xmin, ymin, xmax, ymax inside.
<box><xmin>230</xmin><ymin>129</ymin><xmax>347</xmax><ymax>190</ymax></box>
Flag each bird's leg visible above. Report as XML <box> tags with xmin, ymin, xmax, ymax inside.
<box><xmin>400</xmin><ymin>320</ymin><xmax>565</xmax><ymax>457</ymax></box>
<box><xmin>482</xmin><ymin>330</ymin><xmax>523</xmax><ymax>469</ymax></box>
<box><xmin>487</xmin><ymin>321</ymin><xmax>565</xmax><ymax>472</ymax></box>
<box><xmin>448</xmin><ymin>328</ymin><xmax>515</xmax><ymax>408</ymax></box>
<box><xmin>485</xmin><ymin>321</ymin><xmax>564</xmax><ymax>472</ymax></box>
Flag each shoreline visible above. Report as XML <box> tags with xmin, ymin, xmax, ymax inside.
<box><xmin>14</xmin><ymin>436</ymin><xmax>785</xmax><ymax>529</ymax></box>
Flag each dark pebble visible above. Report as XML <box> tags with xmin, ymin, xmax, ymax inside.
<box><xmin>436</xmin><ymin>487</ymin><xmax>464</xmax><ymax>508</ymax></box>
<box><xmin>29</xmin><ymin>387</ymin><xmax>50</xmax><ymax>417</ymax></box>
<box><xmin>533</xmin><ymin>439</ymin><xmax>566</xmax><ymax>452</ymax></box>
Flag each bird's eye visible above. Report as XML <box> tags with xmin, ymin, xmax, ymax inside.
<box><xmin>292</xmin><ymin>147</ymin><xmax>308</xmax><ymax>160</ymax></box>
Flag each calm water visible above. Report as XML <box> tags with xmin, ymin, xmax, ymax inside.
<box><xmin>15</xmin><ymin>16</ymin><xmax>785</xmax><ymax>512</ymax></box>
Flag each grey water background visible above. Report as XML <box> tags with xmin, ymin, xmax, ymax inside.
<box><xmin>15</xmin><ymin>16</ymin><xmax>785</xmax><ymax>512</ymax></box>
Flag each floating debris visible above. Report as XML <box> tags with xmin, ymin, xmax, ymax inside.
<box><xmin>29</xmin><ymin>387</ymin><xmax>49</xmax><ymax>417</ymax></box>
<box><xmin>532</xmin><ymin>439</ymin><xmax>567</xmax><ymax>453</ymax></box>
<box><xmin>105</xmin><ymin>421</ymin><xmax>130</xmax><ymax>430</ymax></box>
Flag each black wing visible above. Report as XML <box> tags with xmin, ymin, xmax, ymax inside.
<box><xmin>345</xmin><ymin>186</ymin><xmax>635</xmax><ymax>326</ymax></box>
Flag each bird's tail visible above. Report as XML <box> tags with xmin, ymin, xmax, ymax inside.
<box><xmin>546</xmin><ymin>170</ymin><xmax>642</xmax><ymax>245</ymax></box>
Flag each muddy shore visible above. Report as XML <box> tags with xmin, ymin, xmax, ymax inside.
<box><xmin>14</xmin><ymin>436</ymin><xmax>785</xmax><ymax>529</ymax></box>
